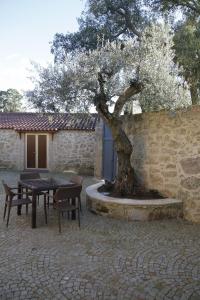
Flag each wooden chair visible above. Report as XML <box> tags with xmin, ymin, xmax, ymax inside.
<box><xmin>70</xmin><ymin>176</ymin><xmax>83</xmax><ymax>211</ymax></box>
<box><xmin>53</xmin><ymin>185</ymin><xmax>82</xmax><ymax>233</ymax></box>
<box><xmin>2</xmin><ymin>180</ymin><xmax>32</xmax><ymax>227</ymax></box>
<box><xmin>20</xmin><ymin>172</ymin><xmax>49</xmax><ymax>205</ymax></box>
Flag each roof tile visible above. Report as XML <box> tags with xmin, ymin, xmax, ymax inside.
<box><xmin>0</xmin><ymin>113</ymin><xmax>98</xmax><ymax>132</ymax></box>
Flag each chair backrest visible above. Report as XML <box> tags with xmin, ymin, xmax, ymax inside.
<box><xmin>54</xmin><ymin>185</ymin><xmax>82</xmax><ymax>204</ymax></box>
<box><xmin>20</xmin><ymin>172</ymin><xmax>41</xmax><ymax>180</ymax></box>
<box><xmin>2</xmin><ymin>180</ymin><xmax>12</xmax><ymax>196</ymax></box>
<box><xmin>70</xmin><ymin>175</ymin><xmax>83</xmax><ymax>186</ymax></box>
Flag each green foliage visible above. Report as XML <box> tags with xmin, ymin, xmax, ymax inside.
<box><xmin>51</xmin><ymin>0</ymin><xmax>152</xmax><ymax>62</ymax></box>
<box><xmin>151</xmin><ymin>1</ymin><xmax>200</xmax><ymax>104</ymax></box>
<box><xmin>0</xmin><ymin>89</ymin><xmax>22</xmax><ymax>112</ymax></box>
<box><xmin>173</xmin><ymin>18</ymin><xmax>200</xmax><ymax>103</ymax></box>
<box><xmin>28</xmin><ymin>24</ymin><xmax>190</xmax><ymax>113</ymax></box>
<box><xmin>137</xmin><ymin>23</ymin><xmax>191</xmax><ymax>111</ymax></box>
<box><xmin>152</xmin><ymin>0</ymin><xmax>200</xmax><ymax>16</ymax></box>
<box><xmin>26</xmin><ymin>62</ymin><xmax>91</xmax><ymax>113</ymax></box>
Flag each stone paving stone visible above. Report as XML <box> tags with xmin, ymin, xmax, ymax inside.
<box><xmin>0</xmin><ymin>170</ymin><xmax>200</xmax><ymax>299</ymax></box>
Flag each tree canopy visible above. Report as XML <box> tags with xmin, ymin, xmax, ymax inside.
<box><xmin>173</xmin><ymin>18</ymin><xmax>200</xmax><ymax>104</ymax></box>
<box><xmin>152</xmin><ymin>0</ymin><xmax>200</xmax><ymax>16</ymax></box>
<box><xmin>28</xmin><ymin>24</ymin><xmax>190</xmax><ymax>113</ymax></box>
<box><xmin>50</xmin><ymin>0</ymin><xmax>200</xmax><ymax>105</ymax></box>
<box><xmin>51</xmin><ymin>0</ymin><xmax>152</xmax><ymax>62</ymax></box>
<box><xmin>0</xmin><ymin>89</ymin><xmax>22</xmax><ymax>112</ymax></box>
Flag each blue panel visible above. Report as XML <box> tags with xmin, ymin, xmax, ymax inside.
<box><xmin>102</xmin><ymin>124</ymin><xmax>117</xmax><ymax>182</ymax></box>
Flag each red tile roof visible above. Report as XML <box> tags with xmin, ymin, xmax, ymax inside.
<box><xmin>0</xmin><ymin>112</ymin><xmax>98</xmax><ymax>132</ymax></box>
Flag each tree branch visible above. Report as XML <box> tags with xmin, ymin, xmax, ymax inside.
<box><xmin>113</xmin><ymin>81</ymin><xmax>143</xmax><ymax>117</ymax></box>
<box><xmin>95</xmin><ymin>72</ymin><xmax>112</xmax><ymax>123</ymax></box>
<box><xmin>104</xmin><ymin>0</ymin><xmax>141</xmax><ymax>38</ymax></box>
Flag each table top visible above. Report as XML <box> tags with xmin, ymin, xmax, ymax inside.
<box><xmin>19</xmin><ymin>178</ymin><xmax>75</xmax><ymax>192</ymax></box>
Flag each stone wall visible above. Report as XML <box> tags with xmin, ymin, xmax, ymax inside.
<box><xmin>0</xmin><ymin>130</ymin><xmax>24</xmax><ymax>170</ymax></box>
<box><xmin>49</xmin><ymin>130</ymin><xmax>95</xmax><ymax>175</ymax></box>
<box><xmin>122</xmin><ymin>106</ymin><xmax>200</xmax><ymax>223</ymax></box>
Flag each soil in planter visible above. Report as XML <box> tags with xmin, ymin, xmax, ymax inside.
<box><xmin>98</xmin><ymin>183</ymin><xmax>166</xmax><ymax>200</ymax></box>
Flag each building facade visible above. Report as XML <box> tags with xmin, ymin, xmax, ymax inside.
<box><xmin>0</xmin><ymin>113</ymin><xmax>97</xmax><ymax>175</ymax></box>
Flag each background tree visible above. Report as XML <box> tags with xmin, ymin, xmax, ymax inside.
<box><xmin>152</xmin><ymin>0</ymin><xmax>200</xmax><ymax>15</ymax></box>
<box><xmin>173</xmin><ymin>18</ymin><xmax>200</xmax><ymax>104</ymax></box>
<box><xmin>0</xmin><ymin>89</ymin><xmax>22</xmax><ymax>112</ymax></box>
<box><xmin>152</xmin><ymin>0</ymin><xmax>200</xmax><ymax>104</ymax></box>
<box><xmin>26</xmin><ymin>62</ymin><xmax>91</xmax><ymax>113</ymax></box>
<box><xmin>51</xmin><ymin>0</ymin><xmax>152</xmax><ymax>62</ymax></box>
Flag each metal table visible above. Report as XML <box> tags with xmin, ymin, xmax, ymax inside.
<box><xmin>18</xmin><ymin>178</ymin><xmax>75</xmax><ymax>228</ymax></box>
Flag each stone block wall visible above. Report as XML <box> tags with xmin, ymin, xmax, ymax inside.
<box><xmin>49</xmin><ymin>130</ymin><xmax>95</xmax><ymax>175</ymax></box>
<box><xmin>122</xmin><ymin>106</ymin><xmax>200</xmax><ymax>223</ymax></box>
<box><xmin>0</xmin><ymin>130</ymin><xmax>24</xmax><ymax>170</ymax></box>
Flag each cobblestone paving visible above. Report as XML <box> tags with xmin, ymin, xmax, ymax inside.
<box><xmin>0</xmin><ymin>171</ymin><xmax>200</xmax><ymax>300</ymax></box>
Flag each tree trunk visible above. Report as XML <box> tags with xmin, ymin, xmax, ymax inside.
<box><xmin>108</xmin><ymin>120</ymin><xmax>135</xmax><ymax>195</ymax></box>
<box><xmin>190</xmin><ymin>82</ymin><xmax>199</xmax><ymax>105</ymax></box>
<box><xmin>96</xmin><ymin>75</ymin><xmax>144</xmax><ymax>196</ymax></box>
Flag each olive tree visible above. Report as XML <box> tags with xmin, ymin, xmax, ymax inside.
<box><xmin>27</xmin><ymin>24</ymin><xmax>190</xmax><ymax>195</ymax></box>
<box><xmin>58</xmin><ymin>33</ymin><xmax>189</xmax><ymax>194</ymax></box>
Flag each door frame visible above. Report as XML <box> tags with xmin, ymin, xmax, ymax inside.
<box><xmin>25</xmin><ymin>133</ymin><xmax>49</xmax><ymax>170</ymax></box>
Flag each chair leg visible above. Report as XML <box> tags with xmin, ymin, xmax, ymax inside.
<box><xmin>38</xmin><ymin>195</ymin><xmax>40</xmax><ymax>205</ymax></box>
<box><xmin>26</xmin><ymin>204</ymin><xmax>28</xmax><ymax>214</ymax></box>
<box><xmin>79</xmin><ymin>196</ymin><xmax>82</xmax><ymax>214</ymax></box>
<box><xmin>47</xmin><ymin>190</ymin><xmax>49</xmax><ymax>209</ymax></box>
<box><xmin>58</xmin><ymin>211</ymin><xmax>61</xmax><ymax>233</ymax></box>
<box><xmin>77</xmin><ymin>208</ymin><xmax>80</xmax><ymax>228</ymax></box>
<box><xmin>3</xmin><ymin>203</ymin><xmax>7</xmax><ymax>220</ymax></box>
<box><xmin>3</xmin><ymin>195</ymin><xmax>8</xmax><ymax>220</ymax></box>
<box><xmin>6</xmin><ymin>205</ymin><xmax>11</xmax><ymax>227</ymax></box>
<box><xmin>44</xmin><ymin>194</ymin><xmax>47</xmax><ymax>224</ymax></box>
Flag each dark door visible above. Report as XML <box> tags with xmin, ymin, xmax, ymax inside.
<box><xmin>26</xmin><ymin>134</ymin><xmax>47</xmax><ymax>169</ymax></box>
<box><xmin>38</xmin><ymin>135</ymin><xmax>47</xmax><ymax>168</ymax></box>
<box><xmin>27</xmin><ymin>135</ymin><xmax>36</xmax><ymax>168</ymax></box>
<box><xmin>102</xmin><ymin>124</ymin><xmax>117</xmax><ymax>181</ymax></box>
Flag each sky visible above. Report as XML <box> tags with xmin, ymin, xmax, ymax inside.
<box><xmin>0</xmin><ymin>0</ymin><xmax>85</xmax><ymax>93</ymax></box>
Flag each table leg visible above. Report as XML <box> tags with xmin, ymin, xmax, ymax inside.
<box><xmin>17</xmin><ymin>183</ymin><xmax>22</xmax><ymax>215</ymax></box>
<box><xmin>32</xmin><ymin>191</ymin><xmax>37</xmax><ymax>228</ymax></box>
<box><xmin>71</xmin><ymin>197</ymin><xmax>76</xmax><ymax>220</ymax></box>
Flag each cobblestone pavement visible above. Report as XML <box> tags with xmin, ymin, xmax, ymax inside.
<box><xmin>0</xmin><ymin>171</ymin><xmax>200</xmax><ymax>300</ymax></box>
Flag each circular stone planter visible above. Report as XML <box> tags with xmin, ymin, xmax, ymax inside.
<box><xmin>86</xmin><ymin>182</ymin><xmax>183</xmax><ymax>221</ymax></box>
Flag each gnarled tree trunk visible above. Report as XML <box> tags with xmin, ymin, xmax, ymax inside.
<box><xmin>190</xmin><ymin>81</ymin><xmax>199</xmax><ymax>105</ymax></box>
<box><xmin>96</xmin><ymin>73</ymin><xmax>143</xmax><ymax>196</ymax></box>
<box><xmin>109</xmin><ymin>121</ymin><xmax>134</xmax><ymax>195</ymax></box>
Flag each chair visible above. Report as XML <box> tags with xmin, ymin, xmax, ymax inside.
<box><xmin>20</xmin><ymin>172</ymin><xmax>41</xmax><ymax>180</ymax></box>
<box><xmin>20</xmin><ymin>173</ymin><xmax>48</xmax><ymax>225</ymax></box>
<box><xmin>2</xmin><ymin>180</ymin><xmax>32</xmax><ymax>227</ymax></box>
<box><xmin>20</xmin><ymin>172</ymin><xmax>49</xmax><ymax>205</ymax></box>
<box><xmin>70</xmin><ymin>175</ymin><xmax>83</xmax><ymax>211</ymax></box>
<box><xmin>53</xmin><ymin>185</ymin><xmax>82</xmax><ymax>233</ymax></box>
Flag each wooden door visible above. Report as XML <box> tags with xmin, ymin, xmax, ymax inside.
<box><xmin>38</xmin><ymin>135</ymin><xmax>47</xmax><ymax>168</ymax></box>
<box><xmin>27</xmin><ymin>135</ymin><xmax>36</xmax><ymax>168</ymax></box>
<box><xmin>26</xmin><ymin>134</ymin><xmax>47</xmax><ymax>169</ymax></box>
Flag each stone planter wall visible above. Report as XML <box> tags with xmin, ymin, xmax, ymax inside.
<box><xmin>86</xmin><ymin>183</ymin><xmax>183</xmax><ymax>221</ymax></box>
<box><xmin>122</xmin><ymin>105</ymin><xmax>200</xmax><ymax>223</ymax></box>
